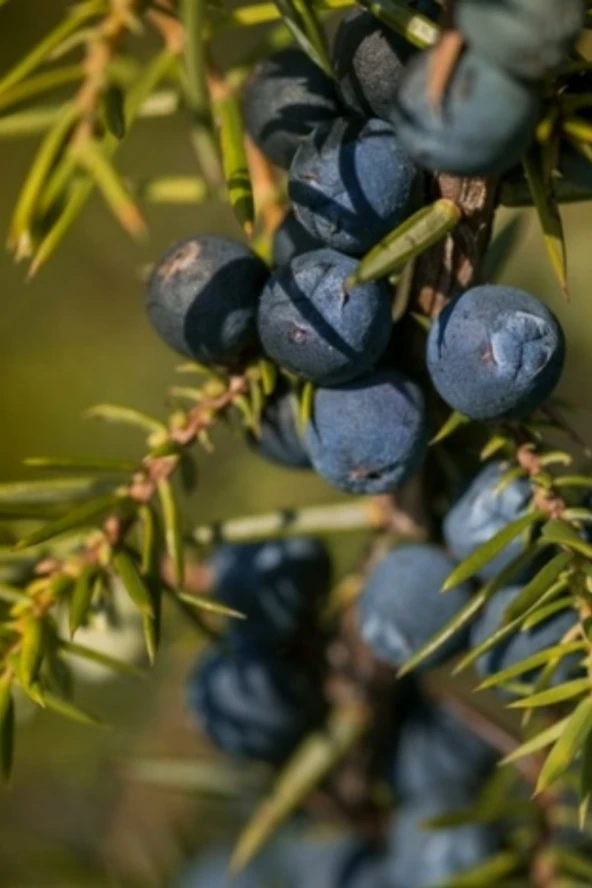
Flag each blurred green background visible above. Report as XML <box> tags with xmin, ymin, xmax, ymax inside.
<box><xmin>0</xmin><ymin>2</ymin><xmax>590</xmax><ymax>885</ymax></box>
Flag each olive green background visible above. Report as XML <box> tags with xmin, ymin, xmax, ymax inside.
<box><xmin>0</xmin><ymin>2</ymin><xmax>590</xmax><ymax>885</ymax></box>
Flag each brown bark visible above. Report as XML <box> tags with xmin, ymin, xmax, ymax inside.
<box><xmin>413</xmin><ymin>174</ymin><xmax>497</xmax><ymax>317</ymax></box>
<box><xmin>324</xmin><ymin>173</ymin><xmax>498</xmax><ymax>830</ymax></box>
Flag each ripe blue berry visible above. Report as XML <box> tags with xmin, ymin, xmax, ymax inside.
<box><xmin>470</xmin><ymin>585</ymin><xmax>581</xmax><ymax>688</ymax></box>
<box><xmin>391</xmin><ymin>49</ymin><xmax>541</xmax><ymax>176</ymax></box>
<box><xmin>358</xmin><ymin>543</ymin><xmax>472</xmax><ymax>670</ymax></box>
<box><xmin>248</xmin><ymin>381</ymin><xmax>311</xmax><ymax>469</ymax></box>
<box><xmin>210</xmin><ymin>538</ymin><xmax>331</xmax><ymax>643</ymax></box>
<box><xmin>443</xmin><ymin>462</ymin><xmax>533</xmax><ymax>582</ymax></box>
<box><xmin>389</xmin><ymin>698</ymin><xmax>496</xmax><ymax>799</ymax></box>
<box><xmin>146</xmin><ymin>235</ymin><xmax>268</xmax><ymax>367</ymax></box>
<box><xmin>455</xmin><ymin>0</ymin><xmax>585</xmax><ymax>82</ymax></box>
<box><xmin>306</xmin><ymin>369</ymin><xmax>428</xmax><ymax>495</ymax></box>
<box><xmin>272</xmin><ymin>210</ymin><xmax>322</xmax><ymax>266</ymax></box>
<box><xmin>289</xmin><ymin>117</ymin><xmax>418</xmax><ymax>255</ymax></box>
<box><xmin>385</xmin><ymin>795</ymin><xmax>500</xmax><ymax>888</ymax></box>
<box><xmin>332</xmin><ymin>10</ymin><xmax>415</xmax><ymax>120</ymax></box>
<box><xmin>243</xmin><ymin>48</ymin><xmax>341</xmax><ymax>169</ymax></box>
<box><xmin>187</xmin><ymin>645</ymin><xmax>325</xmax><ymax>763</ymax></box>
<box><xmin>426</xmin><ymin>285</ymin><xmax>565</xmax><ymax>421</ymax></box>
<box><xmin>258</xmin><ymin>249</ymin><xmax>392</xmax><ymax>385</ymax></box>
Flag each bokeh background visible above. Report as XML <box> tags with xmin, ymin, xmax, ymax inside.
<box><xmin>0</xmin><ymin>2</ymin><xmax>590</xmax><ymax>885</ymax></box>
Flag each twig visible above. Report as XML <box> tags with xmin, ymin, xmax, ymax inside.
<box><xmin>426</xmin><ymin>683</ymin><xmax>541</xmax><ymax>785</ymax></box>
<box><xmin>412</xmin><ymin>174</ymin><xmax>497</xmax><ymax>316</ymax></box>
<box><xmin>426</xmin><ymin>28</ymin><xmax>464</xmax><ymax>110</ymax></box>
<box><xmin>145</xmin><ymin>3</ymin><xmax>186</xmax><ymax>52</ymax></box>
<box><xmin>71</xmin><ymin>0</ymin><xmax>140</xmax><ymax>152</ymax></box>
<box><xmin>245</xmin><ymin>135</ymin><xmax>286</xmax><ymax>236</ymax></box>
<box><xmin>192</xmin><ymin>491</ymin><xmax>428</xmax><ymax>547</ymax></box>
<box><xmin>427</xmin><ymin>684</ymin><xmax>563</xmax><ymax>886</ymax></box>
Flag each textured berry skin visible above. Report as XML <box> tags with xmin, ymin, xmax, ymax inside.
<box><xmin>389</xmin><ymin>698</ymin><xmax>496</xmax><ymax>799</ymax></box>
<box><xmin>391</xmin><ymin>49</ymin><xmax>541</xmax><ymax>176</ymax></box>
<box><xmin>247</xmin><ymin>381</ymin><xmax>311</xmax><ymax>469</ymax></box>
<box><xmin>332</xmin><ymin>4</ymin><xmax>446</xmax><ymax>121</ymax></box>
<box><xmin>358</xmin><ymin>543</ymin><xmax>472</xmax><ymax>670</ymax></box>
<box><xmin>427</xmin><ymin>285</ymin><xmax>565</xmax><ymax>421</ymax></box>
<box><xmin>187</xmin><ymin>646</ymin><xmax>325</xmax><ymax>763</ymax></box>
<box><xmin>289</xmin><ymin>117</ymin><xmax>418</xmax><ymax>255</ymax></box>
<box><xmin>146</xmin><ymin>235</ymin><xmax>268</xmax><ymax>366</ymax></box>
<box><xmin>272</xmin><ymin>210</ymin><xmax>322</xmax><ymax>266</ymax></box>
<box><xmin>443</xmin><ymin>462</ymin><xmax>533</xmax><ymax>582</ymax></box>
<box><xmin>455</xmin><ymin>0</ymin><xmax>584</xmax><ymax>82</ymax></box>
<box><xmin>258</xmin><ymin>249</ymin><xmax>392</xmax><ymax>385</ymax></box>
<box><xmin>306</xmin><ymin>369</ymin><xmax>428</xmax><ymax>495</ymax></box>
<box><xmin>210</xmin><ymin>538</ymin><xmax>331</xmax><ymax>643</ymax></box>
<box><xmin>471</xmin><ymin>585</ymin><xmax>580</xmax><ymax>687</ymax></box>
<box><xmin>385</xmin><ymin>796</ymin><xmax>499</xmax><ymax>888</ymax></box>
<box><xmin>332</xmin><ymin>10</ymin><xmax>415</xmax><ymax>120</ymax></box>
<box><xmin>243</xmin><ymin>48</ymin><xmax>341</xmax><ymax>170</ymax></box>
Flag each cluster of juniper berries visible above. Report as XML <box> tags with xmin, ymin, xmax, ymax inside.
<box><xmin>145</xmin><ymin>2</ymin><xmax>589</xmax><ymax>884</ymax></box>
